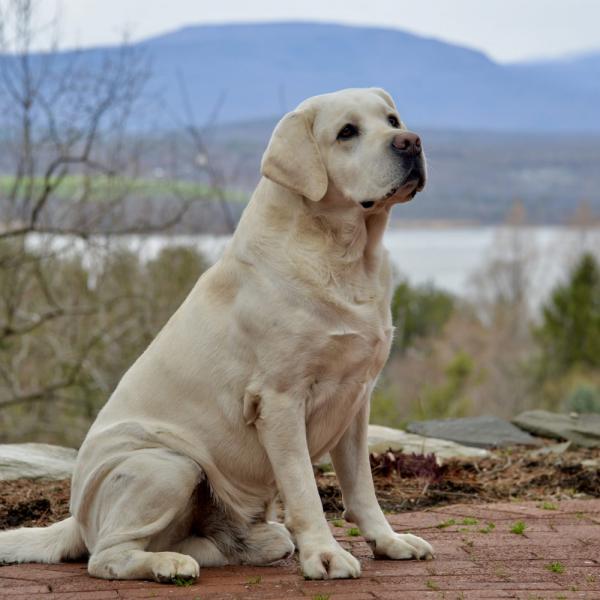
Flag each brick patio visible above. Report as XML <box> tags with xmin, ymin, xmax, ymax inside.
<box><xmin>1</xmin><ymin>499</ymin><xmax>598</xmax><ymax>599</ymax></box>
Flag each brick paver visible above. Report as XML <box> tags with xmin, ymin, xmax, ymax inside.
<box><xmin>1</xmin><ymin>499</ymin><xmax>598</xmax><ymax>599</ymax></box>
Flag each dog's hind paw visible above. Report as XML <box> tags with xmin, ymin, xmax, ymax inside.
<box><xmin>150</xmin><ymin>552</ymin><xmax>200</xmax><ymax>583</ymax></box>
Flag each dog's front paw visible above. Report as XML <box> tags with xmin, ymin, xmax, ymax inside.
<box><xmin>300</xmin><ymin>542</ymin><xmax>361</xmax><ymax>579</ymax></box>
<box><xmin>371</xmin><ymin>533</ymin><xmax>434</xmax><ymax>561</ymax></box>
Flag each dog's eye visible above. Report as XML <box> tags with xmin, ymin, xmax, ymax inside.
<box><xmin>337</xmin><ymin>124</ymin><xmax>359</xmax><ymax>140</ymax></box>
<box><xmin>388</xmin><ymin>115</ymin><xmax>400</xmax><ymax>128</ymax></box>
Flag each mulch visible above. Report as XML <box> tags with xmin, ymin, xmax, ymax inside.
<box><xmin>319</xmin><ymin>444</ymin><xmax>600</xmax><ymax>514</ymax></box>
<box><xmin>1</xmin><ymin>445</ymin><xmax>599</xmax><ymax>530</ymax></box>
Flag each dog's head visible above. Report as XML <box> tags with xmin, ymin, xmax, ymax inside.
<box><xmin>261</xmin><ymin>88</ymin><xmax>426</xmax><ymax>210</ymax></box>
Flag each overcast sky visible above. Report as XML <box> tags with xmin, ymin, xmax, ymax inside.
<box><xmin>29</xmin><ymin>0</ymin><xmax>600</xmax><ymax>63</ymax></box>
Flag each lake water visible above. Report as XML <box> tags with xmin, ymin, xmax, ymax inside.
<box><xmin>29</xmin><ymin>226</ymin><xmax>600</xmax><ymax>306</ymax></box>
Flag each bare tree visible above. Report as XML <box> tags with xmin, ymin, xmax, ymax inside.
<box><xmin>175</xmin><ymin>72</ymin><xmax>237</xmax><ymax>233</ymax></box>
<box><xmin>0</xmin><ymin>0</ymin><xmax>216</xmax><ymax>436</ymax></box>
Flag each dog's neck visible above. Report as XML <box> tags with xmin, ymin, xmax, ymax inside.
<box><xmin>236</xmin><ymin>179</ymin><xmax>390</xmax><ymax>278</ymax></box>
<box><xmin>307</xmin><ymin>189</ymin><xmax>390</xmax><ymax>270</ymax></box>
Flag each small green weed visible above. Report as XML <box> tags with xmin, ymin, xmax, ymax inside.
<box><xmin>347</xmin><ymin>527</ymin><xmax>361</xmax><ymax>537</ymax></box>
<box><xmin>479</xmin><ymin>522</ymin><xmax>495</xmax><ymax>534</ymax></box>
<box><xmin>426</xmin><ymin>579</ymin><xmax>439</xmax><ymax>590</ymax></box>
<box><xmin>510</xmin><ymin>521</ymin><xmax>526</xmax><ymax>535</ymax></box>
<box><xmin>436</xmin><ymin>518</ymin><xmax>456</xmax><ymax>529</ymax></box>
<box><xmin>313</xmin><ymin>595</ymin><xmax>330</xmax><ymax>600</ymax></box>
<box><xmin>546</xmin><ymin>561</ymin><xmax>565</xmax><ymax>574</ymax></box>
<box><xmin>540</xmin><ymin>501</ymin><xmax>557</xmax><ymax>510</ymax></box>
<box><xmin>247</xmin><ymin>575</ymin><xmax>262</xmax><ymax>585</ymax></box>
<box><xmin>331</xmin><ymin>519</ymin><xmax>345</xmax><ymax>528</ymax></box>
<box><xmin>461</xmin><ymin>517</ymin><xmax>478</xmax><ymax>526</ymax></box>
<box><xmin>172</xmin><ymin>575</ymin><xmax>194</xmax><ymax>587</ymax></box>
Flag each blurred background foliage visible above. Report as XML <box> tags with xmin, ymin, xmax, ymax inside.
<box><xmin>0</xmin><ymin>243</ymin><xmax>206</xmax><ymax>445</ymax></box>
<box><xmin>370</xmin><ymin>250</ymin><xmax>600</xmax><ymax>429</ymax></box>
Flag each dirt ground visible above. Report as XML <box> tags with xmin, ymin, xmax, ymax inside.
<box><xmin>1</xmin><ymin>445</ymin><xmax>599</xmax><ymax>530</ymax></box>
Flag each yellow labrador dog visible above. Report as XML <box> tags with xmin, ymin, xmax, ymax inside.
<box><xmin>0</xmin><ymin>88</ymin><xmax>433</xmax><ymax>581</ymax></box>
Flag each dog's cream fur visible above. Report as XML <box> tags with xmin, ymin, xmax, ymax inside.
<box><xmin>0</xmin><ymin>88</ymin><xmax>433</xmax><ymax>581</ymax></box>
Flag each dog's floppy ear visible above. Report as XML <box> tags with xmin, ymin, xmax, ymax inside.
<box><xmin>370</xmin><ymin>87</ymin><xmax>397</xmax><ymax>111</ymax></box>
<box><xmin>261</xmin><ymin>110</ymin><xmax>328</xmax><ymax>202</ymax></box>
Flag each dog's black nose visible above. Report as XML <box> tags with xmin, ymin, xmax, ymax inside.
<box><xmin>391</xmin><ymin>132</ymin><xmax>422</xmax><ymax>156</ymax></box>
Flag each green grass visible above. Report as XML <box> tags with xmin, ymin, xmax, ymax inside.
<box><xmin>0</xmin><ymin>174</ymin><xmax>248</xmax><ymax>204</ymax></box>
<box><xmin>461</xmin><ymin>517</ymin><xmax>479</xmax><ymax>526</ymax></box>
<box><xmin>479</xmin><ymin>522</ymin><xmax>496</xmax><ymax>534</ymax></box>
<box><xmin>346</xmin><ymin>527</ymin><xmax>361</xmax><ymax>537</ymax></box>
<box><xmin>313</xmin><ymin>595</ymin><xmax>330</xmax><ymax>600</ymax></box>
<box><xmin>331</xmin><ymin>519</ymin><xmax>345</xmax><ymax>528</ymax></box>
<box><xmin>540</xmin><ymin>501</ymin><xmax>557</xmax><ymax>510</ymax></box>
<box><xmin>172</xmin><ymin>575</ymin><xmax>194</xmax><ymax>586</ymax></box>
<box><xmin>546</xmin><ymin>561</ymin><xmax>565</xmax><ymax>574</ymax></box>
<box><xmin>436</xmin><ymin>518</ymin><xmax>456</xmax><ymax>529</ymax></box>
<box><xmin>425</xmin><ymin>579</ymin><xmax>440</xmax><ymax>591</ymax></box>
<box><xmin>247</xmin><ymin>575</ymin><xmax>262</xmax><ymax>585</ymax></box>
<box><xmin>510</xmin><ymin>521</ymin><xmax>526</xmax><ymax>535</ymax></box>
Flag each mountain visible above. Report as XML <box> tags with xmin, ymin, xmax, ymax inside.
<box><xmin>130</xmin><ymin>22</ymin><xmax>600</xmax><ymax>132</ymax></box>
<box><xmin>1</xmin><ymin>22</ymin><xmax>599</xmax><ymax>133</ymax></box>
<box><xmin>511</xmin><ymin>51</ymin><xmax>600</xmax><ymax>95</ymax></box>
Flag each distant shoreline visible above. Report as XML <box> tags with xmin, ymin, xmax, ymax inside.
<box><xmin>388</xmin><ymin>219</ymin><xmax>600</xmax><ymax>230</ymax></box>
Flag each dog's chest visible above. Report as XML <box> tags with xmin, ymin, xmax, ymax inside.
<box><xmin>303</xmin><ymin>310</ymin><xmax>392</xmax><ymax>459</ymax></box>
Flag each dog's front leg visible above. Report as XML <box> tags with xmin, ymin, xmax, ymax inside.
<box><xmin>330</xmin><ymin>401</ymin><xmax>434</xmax><ymax>561</ymax></box>
<box><xmin>253</xmin><ymin>392</ymin><xmax>361</xmax><ymax>579</ymax></box>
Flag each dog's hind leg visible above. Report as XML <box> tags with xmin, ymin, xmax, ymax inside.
<box><xmin>83</xmin><ymin>448</ymin><xmax>202</xmax><ymax>582</ymax></box>
<box><xmin>173</xmin><ymin>521</ymin><xmax>294</xmax><ymax>568</ymax></box>
<box><xmin>241</xmin><ymin>521</ymin><xmax>295</xmax><ymax>565</ymax></box>
<box><xmin>170</xmin><ymin>479</ymin><xmax>294</xmax><ymax>568</ymax></box>
<box><xmin>170</xmin><ymin>536</ymin><xmax>229</xmax><ymax>567</ymax></box>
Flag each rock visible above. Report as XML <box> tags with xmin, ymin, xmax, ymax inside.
<box><xmin>0</xmin><ymin>443</ymin><xmax>77</xmax><ymax>480</ymax></box>
<box><xmin>528</xmin><ymin>441</ymin><xmax>572</xmax><ymax>458</ymax></box>
<box><xmin>512</xmin><ymin>410</ymin><xmax>600</xmax><ymax>448</ymax></box>
<box><xmin>315</xmin><ymin>425</ymin><xmax>489</xmax><ymax>469</ymax></box>
<box><xmin>367</xmin><ymin>424</ymin><xmax>490</xmax><ymax>461</ymax></box>
<box><xmin>406</xmin><ymin>415</ymin><xmax>541</xmax><ymax>448</ymax></box>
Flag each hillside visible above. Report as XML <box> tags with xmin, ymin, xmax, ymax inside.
<box><xmin>2</xmin><ymin>22</ymin><xmax>598</xmax><ymax>132</ymax></box>
<box><xmin>133</xmin><ymin>22</ymin><xmax>600</xmax><ymax>132</ymax></box>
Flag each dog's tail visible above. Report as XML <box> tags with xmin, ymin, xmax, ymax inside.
<box><xmin>0</xmin><ymin>517</ymin><xmax>86</xmax><ymax>564</ymax></box>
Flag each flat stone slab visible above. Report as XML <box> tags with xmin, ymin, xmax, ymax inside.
<box><xmin>406</xmin><ymin>415</ymin><xmax>541</xmax><ymax>448</ymax></box>
<box><xmin>316</xmin><ymin>425</ymin><xmax>489</xmax><ymax>468</ymax></box>
<box><xmin>1</xmin><ymin>499</ymin><xmax>599</xmax><ymax>598</ymax></box>
<box><xmin>367</xmin><ymin>424</ymin><xmax>490</xmax><ymax>459</ymax></box>
<box><xmin>0</xmin><ymin>444</ymin><xmax>77</xmax><ymax>481</ymax></box>
<box><xmin>513</xmin><ymin>409</ymin><xmax>600</xmax><ymax>448</ymax></box>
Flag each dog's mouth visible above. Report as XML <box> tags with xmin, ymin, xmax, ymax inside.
<box><xmin>360</xmin><ymin>169</ymin><xmax>426</xmax><ymax>210</ymax></box>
